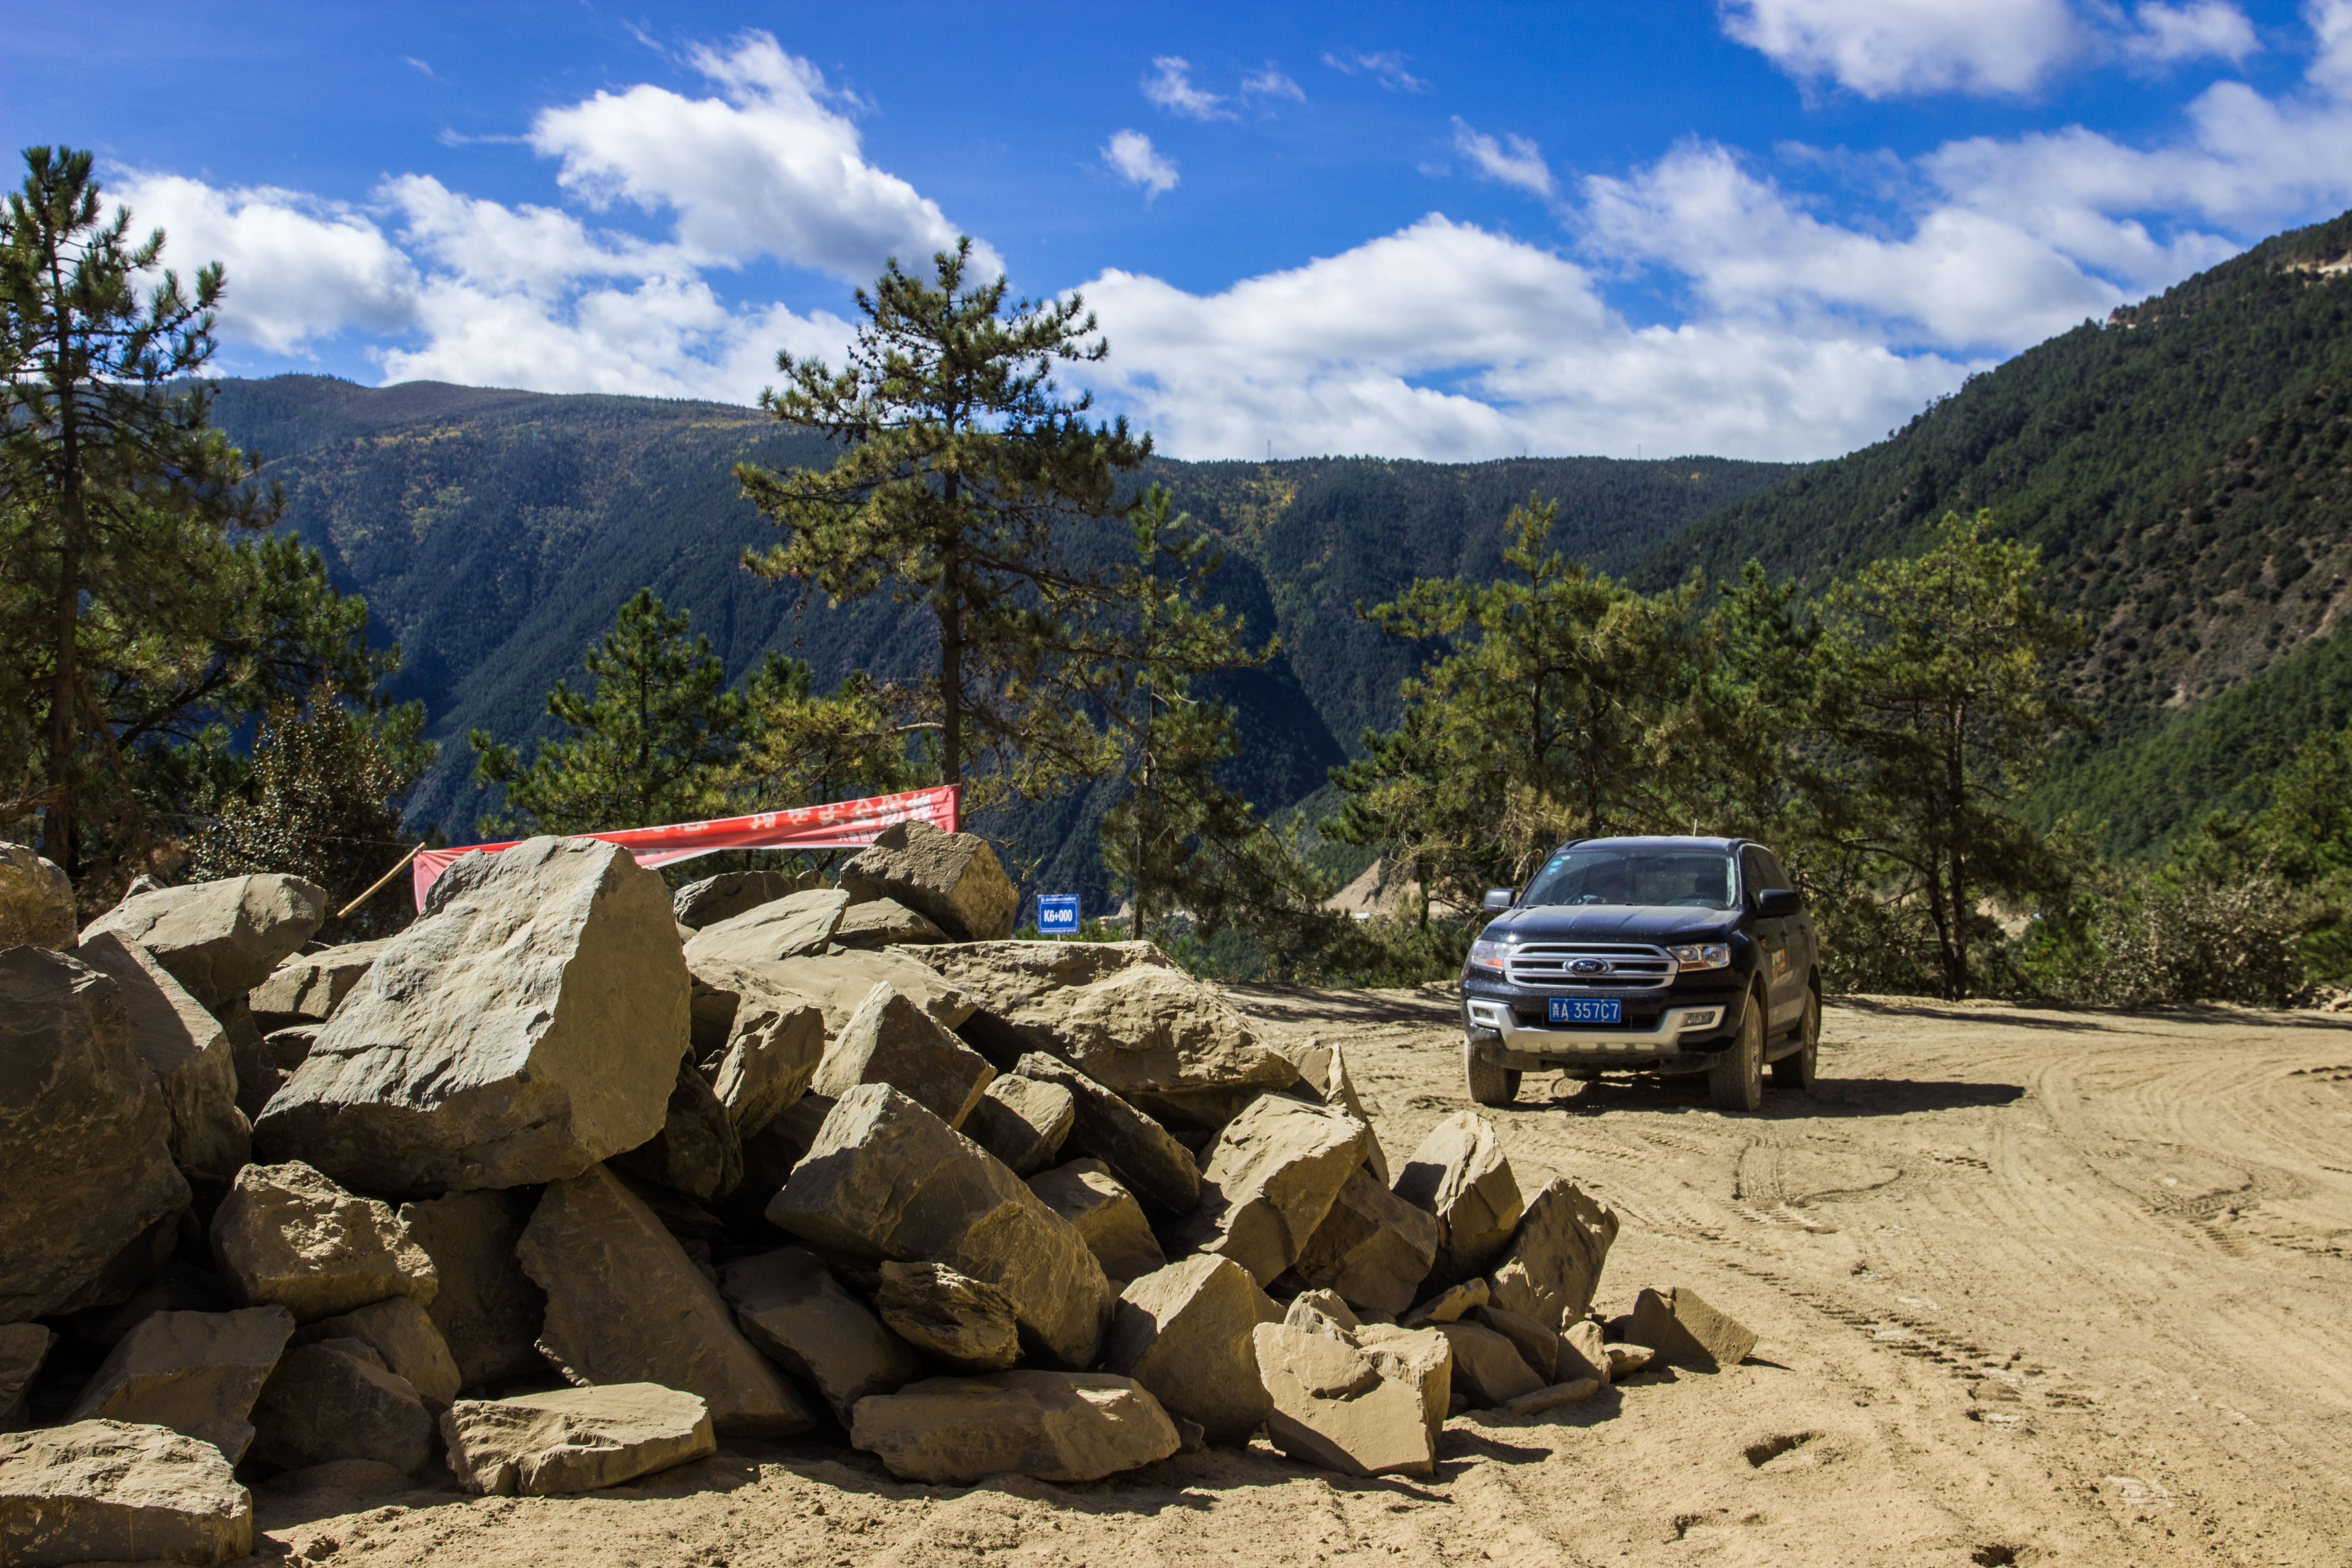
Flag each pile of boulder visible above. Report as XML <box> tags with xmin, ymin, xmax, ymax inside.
<box><xmin>0</xmin><ymin>823</ymin><xmax>1755</xmax><ymax>1566</ymax></box>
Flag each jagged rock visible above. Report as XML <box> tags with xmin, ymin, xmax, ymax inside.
<box><xmin>720</xmin><ymin>1249</ymin><xmax>917</xmax><ymax>1422</ymax></box>
<box><xmin>1014</xmin><ymin>1053</ymin><xmax>1201</xmax><ymax>1215</ymax></box>
<box><xmin>0</xmin><ymin>842</ymin><xmax>74</xmax><ymax>949</ymax></box>
<box><xmin>1436</xmin><ymin>1321</ymin><xmax>1544</xmax><ymax>1408</ymax></box>
<box><xmin>1281</xmin><ymin>1039</ymin><xmax>1389</xmax><ymax>1182</ymax></box>
<box><xmin>74</xmin><ymin>933</ymin><xmax>252</xmax><ymax>1183</ymax></box>
<box><xmin>0</xmin><ymin>947</ymin><xmax>190</xmax><ymax>1322</ymax></box>
<box><xmin>716</xmin><ymin>950</ymin><xmax>976</xmax><ymax>1038</ymax></box>
<box><xmin>441</xmin><ymin>1383</ymin><xmax>716</xmax><ymax>1496</ymax></box>
<box><xmin>64</xmin><ymin>1307</ymin><xmax>294</xmax><ymax>1461</ymax></box>
<box><xmin>1102</xmin><ymin>1255</ymin><xmax>1279</xmax><ymax>1446</ymax></box>
<box><xmin>1627</xmin><ymin>1286</ymin><xmax>1757</xmax><ymax>1369</ymax></box>
<box><xmin>220</xmin><ymin>1001</ymin><xmax>278</xmax><ymax>1122</ymax></box>
<box><xmin>301</xmin><ymin>1296</ymin><xmax>461</xmax><ymax>1410</ymax></box>
<box><xmin>808</xmin><ymin>984</ymin><xmax>995</xmax><ymax>1129</ymax></box>
<box><xmin>0</xmin><ymin>1419</ymin><xmax>253</xmax><ymax>1567</ymax></box>
<box><xmin>611</xmin><ymin>1054</ymin><xmax>743</xmax><ymax>1201</ymax></box>
<box><xmin>211</xmin><ymin>1162</ymin><xmax>436</xmax><ymax>1323</ymax></box>
<box><xmin>832</xmin><ymin>897</ymin><xmax>947</xmax><ymax>949</ymax></box>
<box><xmin>848</xmin><ymin>1370</ymin><xmax>1179</xmax><ymax>1483</ymax></box>
<box><xmin>396</xmin><ymin>1190</ymin><xmax>546</xmax><ymax>1387</ymax></box>
<box><xmin>1506</xmin><ymin>1377</ymin><xmax>1601</xmax><ymax>1416</ymax></box>
<box><xmin>519</xmin><ymin>1163</ymin><xmax>813</xmax><ymax>1436</ymax></box>
<box><xmin>1171</xmin><ymin>1096</ymin><xmax>1369</xmax><ymax>1287</ymax></box>
<box><xmin>1253</xmin><ymin>1318</ymin><xmax>1450</xmax><ymax>1478</ymax></box>
<box><xmin>698</xmin><ymin>984</ymin><xmax>825</xmax><ymax>1135</ymax></box>
<box><xmin>263</xmin><ymin>1024</ymin><xmax>318</xmax><ymax>1074</ymax></box>
<box><xmin>1558</xmin><ymin>1318</ymin><xmax>1610</xmax><ymax>1385</ymax></box>
<box><xmin>682</xmin><ymin>889</ymin><xmax>851</xmax><ymax>967</ymax></box>
<box><xmin>875</xmin><ymin>1262</ymin><xmax>1021</xmax><ymax>1372</ymax></box>
<box><xmin>80</xmin><ymin>873</ymin><xmax>326</xmax><ymax>1010</ymax></box>
<box><xmin>250</xmin><ymin>1339</ymin><xmax>434</xmax><ymax>1474</ymax></box>
<box><xmin>1470</xmin><ymin>1304</ymin><xmax>1557</xmax><ymax>1382</ymax></box>
<box><xmin>674</xmin><ymin>870</ymin><xmax>809</xmax><ymax>931</ymax></box>
<box><xmin>1401</xmin><ymin>1278</ymin><xmax>1488</xmax><ymax>1328</ymax></box>
<box><xmin>256</xmin><ymin>838</ymin><xmax>692</xmax><ymax>1195</ymax></box>
<box><xmin>1288</xmin><ymin>1290</ymin><xmax>1360</xmax><ymax>1332</ymax></box>
<box><xmin>1394</xmin><ymin>1112</ymin><xmax>1524</xmax><ymax>1290</ymax></box>
<box><xmin>838</xmin><ymin>822</ymin><xmax>1019</xmax><ymax>942</ymax></box>
<box><xmin>1604</xmin><ymin>1342</ymin><xmax>1654</xmax><ymax>1379</ymax></box>
<box><xmin>0</xmin><ymin>1324</ymin><xmax>54</xmax><ymax>1431</ymax></box>
<box><xmin>1486</xmin><ymin>1177</ymin><xmax>1618</xmax><ymax>1333</ymax></box>
<box><xmin>1279</xmin><ymin>1165</ymin><xmax>1441</xmax><ymax>1318</ymax></box>
<box><xmin>247</xmin><ymin>939</ymin><xmax>389</xmax><ymax>1029</ymax></box>
<box><xmin>768</xmin><ymin>1084</ymin><xmax>1111</xmax><ymax>1368</ymax></box>
<box><xmin>1026</xmin><ymin>1160</ymin><xmax>1166</xmax><ymax>1284</ymax></box>
<box><xmin>964</xmin><ymin>1073</ymin><xmax>1075</xmax><ymax>1175</ymax></box>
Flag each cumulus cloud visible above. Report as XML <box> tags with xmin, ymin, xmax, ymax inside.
<box><xmin>1721</xmin><ymin>0</ymin><xmax>2085</xmax><ymax>97</ymax></box>
<box><xmin>1142</xmin><ymin>56</ymin><xmax>1230</xmax><ymax>120</ymax></box>
<box><xmin>1452</xmin><ymin>118</ymin><xmax>1556</xmax><ymax>199</ymax></box>
<box><xmin>1322</xmin><ymin>51</ymin><xmax>1429</xmax><ymax>92</ymax></box>
<box><xmin>1102</xmin><ymin>131</ymin><xmax>1180</xmax><ymax>198</ymax></box>
<box><xmin>2122</xmin><ymin>1</ymin><xmax>2261</xmax><ymax>64</ymax></box>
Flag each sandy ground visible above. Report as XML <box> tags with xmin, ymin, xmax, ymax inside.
<box><xmin>235</xmin><ymin>990</ymin><xmax>2352</xmax><ymax>1568</ymax></box>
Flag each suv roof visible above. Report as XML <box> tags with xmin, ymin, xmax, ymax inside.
<box><xmin>1552</xmin><ymin>835</ymin><xmax>1745</xmax><ymax>853</ymax></box>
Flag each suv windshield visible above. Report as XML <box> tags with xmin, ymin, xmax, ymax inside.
<box><xmin>1519</xmin><ymin>845</ymin><xmax>1739</xmax><ymax>910</ymax></box>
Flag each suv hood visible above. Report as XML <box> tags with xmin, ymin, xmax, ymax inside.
<box><xmin>1493</xmin><ymin>905</ymin><xmax>1737</xmax><ymax>943</ymax></box>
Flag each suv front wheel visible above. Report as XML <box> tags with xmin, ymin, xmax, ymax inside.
<box><xmin>1465</xmin><ymin>1037</ymin><xmax>1521</xmax><ymax>1107</ymax></box>
<box><xmin>1709</xmin><ymin>985</ymin><xmax>1767</xmax><ymax>1113</ymax></box>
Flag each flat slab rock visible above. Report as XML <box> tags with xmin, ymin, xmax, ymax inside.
<box><xmin>256</xmin><ymin>838</ymin><xmax>692</xmax><ymax>1195</ymax></box>
<box><xmin>682</xmin><ymin>888</ymin><xmax>851</xmax><ymax>967</ymax></box>
<box><xmin>0</xmin><ymin>1418</ymin><xmax>254</xmax><ymax>1568</ymax></box>
<box><xmin>64</xmin><ymin>1306</ymin><xmax>295</xmax><ymax>1463</ymax></box>
<box><xmin>715</xmin><ymin>950</ymin><xmax>977</xmax><ymax>1038</ymax></box>
<box><xmin>720</xmin><ymin>1248</ymin><xmax>917</xmax><ymax>1424</ymax></box>
<box><xmin>831</xmin><ymin>897</ymin><xmax>947</xmax><ymax>949</ymax></box>
<box><xmin>80</xmin><ymin>873</ymin><xmax>326</xmax><ymax>1011</ymax></box>
<box><xmin>442</xmin><ymin>1383</ymin><xmax>716</xmax><ymax>1496</ymax></box>
<box><xmin>673</xmin><ymin>869</ymin><xmax>812</xmax><ymax>931</ymax></box>
<box><xmin>249</xmin><ymin>938</ymin><xmax>390</xmax><ymax>1026</ymax></box>
<box><xmin>850</xmin><ymin>1370</ymin><xmax>1180</xmax><ymax>1484</ymax></box>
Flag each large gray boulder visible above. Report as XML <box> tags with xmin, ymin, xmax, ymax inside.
<box><xmin>964</xmin><ymin>1072</ymin><xmax>1075</xmax><ymax>1176</ymax></box>
<box><xmin>80</xmin><ymin>874</ymin><xmax>326</xmax><ymax>1011</ymax></box>
<box><xmin>74</xmin><ymin>932</ymin><xmax>251</xmax><ymax>1183</ymax></box>
<box><xmin>211</xmin><ymin>1161</ymin><xmax>437</xmax><ymax>1323</ymax></box>
<box><xmin>1486</xmin><ymin>1176</ymin><xmax>1618</xmax><ymax>1332</ymax></box>
<box><xmin>441</xmin><ymin>1384</ymin><xmax>715</xmax><ymax>1496</ymax></box>
<box><xmin>1026</xmin><ymin>1160</ymin><xmax>1166</xmax><ymax>1285</ymax></box>
<box><xmin>1253</xmin><ymin>1317</ymin><xmax>1450</xmax><ymax>1478</ymax></box>
<box><xmin>0</xmin><ymin>1324</ymin><xmax>53</xmax><ymax>1431</ymax></box>
<box><xmin>1393</xmin><ymin>1112</ymin><xmax>1524</xmax><ymax>1290</ymax></box>
<box><xmin>1279</xmin><ymin>1165</ymin><xmax>1441</xmax><ymax>1318</ymax></box>
<box><xmin>832</xmin><ymin>897</ymin><xmax>947</xmax><ymax>949</ymax></box>
<box><xmin>611</xmin><ymin>1054</ymin><xmax>743</xmax><ymax>1201</ymax></box>
<box><xmin>808</xmin><ymin>983</ymin><xmax>995</xmax><ymax>1129</ymax></box>
<box><xmin>1013</xmin><ymin>1052</ymin><xmax>1201</xmax><ymax>1215</ymax></box>
<box><xmin>1102</xmin><ymin>1255</ymin><xmax>1279</xmax><ymax>1446</ymax></box>
<box><xmin>0</xmin><ymin>1419</ymin><xmax>252</xmax><ymax>1566</ymax></box>
<box><xmin>396</xmin><ymin>1189</ymin><xmax>546</xmax><ymax>1387</ymax></box>
<box><xmin>838</xmin><ymin>822</ymin><xmax>1019</xmax><ymax>941</ymax></box>
<box><xmin>249</xmin><ymin>1339</ymin><xmax>434</xmax><ymax>1475</ymax></box>
<box><xmin>519</xmin><ymin>1163</ymin><xmax>815</xmax><ymax>1437</ymax></box>
<box><xmin>0</xmin><ymin>948</ymin><xmax>190</xmax><ymax>1322</ymax></box>
<box><xmin>255</xmin><ymin>838</ymin><xmax>692</xmax><ymax>1195</ymax></box>
<box><xmin>0</xmin><ymin>843</ymin><xmax>74</xmax><ymax>950</ymax></box>
<box><xmin>874</xmin><ymin>1262</ymin><xmax>1021</xmax><ymax>1372</ymax></box>
<box><xmin>720</xmin><ymin>1248</ymin><xmax>917</xmax><ymax>1423</ymax></box>
<box><xmin>1171</xmin><ymin>1096</ymin><xmax>1370</xmax><ymax>1287</ymax></box>
<box><xmin>301</xmin><ymin>1296</ymin><xmax>461</xmax><ymax>1410</ymax></box>
<box><xmin>247</xmin><ymin>938</ymin><xmax>389</xmax><ymax>1029</ymax></box>
<box><xmin>848</xmin><ymin>1371</ymin><xmax>1180</xmax><ymax>1483</ymax></box>
<box><xmin>768</xmin><ymin>1084</ymin><xmax>1112</xmax><ymax>1369</ymax></box>
<box><xmin>64</xmin><ymin>1307</ymin><xmax>295</xmax><ymax>1462</ymax></box>
<box><xmin>673</xmin><ymin>869</ymin><xmax>810</xmax><ymax>931</ymax></box>
<box><xmin>682</xmin><ymin>888</ymin><xmax>850</xmax><ymax>967</ymax></box>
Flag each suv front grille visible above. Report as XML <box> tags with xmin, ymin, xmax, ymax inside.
<box><xmin>1505</xmin><ymin>942</ymin><xmax>1675</xmax><ymax>990</ymax></box>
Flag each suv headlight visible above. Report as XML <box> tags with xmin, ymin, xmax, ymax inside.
<box><xmin>1669</xmin><ymin>943</ymin><xmax>1731</xmax><ymax>971</ymax></box>
<box><xmin>1467</xmin><ymin>938</ymin><xmax>1510</xmax><ymax>973</ymax></box>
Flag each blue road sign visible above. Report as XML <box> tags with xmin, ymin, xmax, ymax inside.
<box><xmin>1037</xmin><ymin>895</ymin><xmax>1080</xmax><ymax>935</ymax></box>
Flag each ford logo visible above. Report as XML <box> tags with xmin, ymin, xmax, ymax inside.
<box><xmin>1569</xmin><ymin>958</ymin><xmax>1611</xmax><ymax>975</ymax></box>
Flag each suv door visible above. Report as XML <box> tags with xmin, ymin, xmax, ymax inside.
<box><xmin>1742</xmin><ymin>844</ymin><xmax>1798</xmax><ymax>1034</ymax></box>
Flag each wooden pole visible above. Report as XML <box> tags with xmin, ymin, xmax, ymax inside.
<box><xmin>338</xmin><ymin>843</ymin><xmax>425</xmax><ymax>921</ymax></box>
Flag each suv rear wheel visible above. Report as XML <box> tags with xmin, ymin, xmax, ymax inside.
<box><xmin>1772</xmin><ymin>983</ymin><xmax>1820</xmax><ymax>1091</ymax></box>
<box><xmin>1465</xmin><ymin>1038</ymin><xmax>1521</xmax><ymax>1106</ymax></box>
<box><xmin>1709</xmin><ymin>985</ymin><xmax>1766</xmax><ymax>1112</ymax></box>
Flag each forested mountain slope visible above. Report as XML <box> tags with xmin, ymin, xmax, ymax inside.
<box><xmin>207</xmin><ymin>377</ymin><xmax>1793</xmax><ymax>895</ymax></box>
<box><xmin>1636</xmin><ymin>209</ymin><xmax>2352</xmax><ymax>855</ymax></box>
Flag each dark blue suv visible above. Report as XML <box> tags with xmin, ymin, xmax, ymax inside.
<box><xmin>1458</xmin><ymin>836</ymin><xmax>1822</xmax><ymax>1112</ymax></box>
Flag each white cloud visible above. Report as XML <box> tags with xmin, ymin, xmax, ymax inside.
<box><xmin>1102</xmin><ymin>131</ymin><xmax>1180</xmax><ymax>198</ymax></box>
<box><xmin>528</xmin><ymin>32</ymin><xmax>985</xmax><ymax>281</ymax></box>
<box><xmin>1322</xmin><ymin>51</ymin><xmax>1430</xmax><ymax>92</ymax></box>
<box><xmin>2122</xmin><ymin>2</ymin><xmax>2261</xmax><ymax>64</ymax></box>
<box><xmin>1452</xmin><ymin>118</ymin><xmax>1555</xmax><ymax>199</ymax></box>
<box><xmin>1721</xmin><ymin>0</ymin><xmax>2086</xmax><ymax>97</ymax></box>
<box><xmin>1241</xmin><ymin>64</ymin><xmax>1305</xmax><ymax>101</ymax></box>
<box><xmin>1142</xmin><ymin>56</ymin><xmax>1230</xmax><ymax>120</ymax></box>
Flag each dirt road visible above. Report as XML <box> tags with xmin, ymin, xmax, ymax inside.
<box><xmin>239</xmin><ymin>993</ymin><xmax>2352</xmax><ymax>1568</ymax></box>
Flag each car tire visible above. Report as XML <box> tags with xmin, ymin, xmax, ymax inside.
<box><xmin>1772</xmin><ymin>984</ymin><xmax>1820</xmax><ymax>1092</ymax></box>
<box><xmin>1465</xmin><ymin>1037</ymin><xmax>1520</xmax><ymax>1106</ymax></box>
<box><xmin>1709</xmin><ymin>986</ymin><xmax>1766</xmax><ymax>1113</ymax></box>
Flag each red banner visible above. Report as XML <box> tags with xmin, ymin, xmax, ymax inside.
<box><xmin>410</xmin><ymin>784</ymin><xmax>961</xmax><ymax>910</ymax></box>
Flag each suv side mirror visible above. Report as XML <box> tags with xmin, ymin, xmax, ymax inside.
<box><xmin>1482</xmin><ymin>888</ymin><xmax>1516</xmax><ymax>912</ymax></box>
<box><xmin>1756</xmin><ymin>887</ymin><xmax>1803</xmax><ymax>918</ymax></box>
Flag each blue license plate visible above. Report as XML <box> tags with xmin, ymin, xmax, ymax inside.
<box><xmin>1549</xmin><ymin>997</ymin><xmax>1621</xmax><ymax>1024</ymax></box>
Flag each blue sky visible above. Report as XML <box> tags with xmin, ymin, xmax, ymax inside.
<box><xmin>8</xmin><ymin>1</ymin><xmax>2352</xmax><ymax>461</ymax></box>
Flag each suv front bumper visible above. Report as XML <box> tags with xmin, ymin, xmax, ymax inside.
<box><xmin>1461</xmin><ymin>990</ymin><xmax>1748</xmax><ymax>1075</ymax></box>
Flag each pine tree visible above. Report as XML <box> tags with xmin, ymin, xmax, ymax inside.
<box><xmin>736</xmin><ymin>239</ymin><xmax>1150</xmax><ymax>805</ymax></box>
<box><xmin>721</xmin><ymin>653</ymin><xmax>917</xmax><ymax>809</ymax></box>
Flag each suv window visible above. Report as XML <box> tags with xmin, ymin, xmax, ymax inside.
<box><xmin>1753</xmin><ymin>846</ymin><xmax>1791</xmax><ymax>891</ymax></box>
<box><xmin>1522</xmin><ymin>844</ymin><xmax>1739</xmax><ymax>910</ymax></box>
